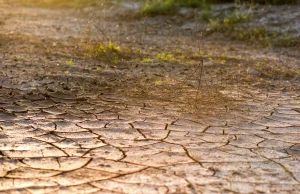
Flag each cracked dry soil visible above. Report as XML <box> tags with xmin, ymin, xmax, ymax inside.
<box><xmin>0</xmin><ymin>1</ymin><xmax>300</xmax><ymax>193</ymax></box>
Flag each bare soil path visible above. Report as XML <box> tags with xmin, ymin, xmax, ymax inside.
<box><xmin>0</xmin><ymin>1</ymin><xmax>300</xmax><ymax>193</ymax></box>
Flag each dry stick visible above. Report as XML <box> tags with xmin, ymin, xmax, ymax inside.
<box><xmin>194</xmin><ymin>9</ymin><xmax>204</xmax><ymax>105</ymax></box>
<box><xmin>93</xmin><ymin>23</ymin><xmax>111</xmax><ymax>43</ymax></box>
<box><xmin>237</xmin><ymin>63</ymin><xmax>241</xmax><ymax>99</ymax></box>
<box><xmin>178</xmin><ymin>10</ymin><xmax>203</xmax><ymax>88</ymax></box>
<box><xmin>138</xmin><ymin>1</ymin><xmax>147</xmax><ymax>44</ymax></box>
<box><xmin>194</xmin><ymin>9</ymin><xmax>202</xmax><ymax>54</ymax></box>
<box><xmin>87</xmin><ymin>7</ymin><xmax>122</xmax><ymax>80</ymax></box>
<box><xmin>178</xmin><ymin>61</ymin><xmax>202</xmax><ymax>88</ymax></box>
<box><xmin>195</xmin><ymin>60</ymin><xmax>204</xmax><ymax>103</ymax></box>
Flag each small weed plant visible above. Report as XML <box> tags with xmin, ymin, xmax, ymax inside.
<box><xmin>142</xmin><ymin>0</ymin><xmax>204</xmax><ymax>15</ymax></box>
<box><xmin>240</xmin><ymin>0</ymin><xmax>298</xmax><ymax>4</ymax></box>
<box><xmin>156</xmin><ymin>53</ymin><xmax>175</xmax><ymax>61</ymax></box>
<box><xmin>142</xmin><ymin>57</ymin><xmax>151</xmax><ymax>62</ymax></box>
<box><xmin>141</xmin><ymin>0</ymin><xmax>298</xmax><ymax>16</ymax></box>
<box><xmin>92</xmin><ymin>40</ymin><xmax>120</xmax><ymax>54</ymax></box>
<box><xmin>254</xmin><ymin>62</ymin><xmax>297</xmax><ymax>79</ymax></box>
<box><xmin>209</xmin><ymin>11</ymin><xmax>251</xmax><ymax>30</ymax></box>
<box><xmin>87</xmin><ymin>40</ymin><xmax>120</xmax><ymax>57</ymax></box>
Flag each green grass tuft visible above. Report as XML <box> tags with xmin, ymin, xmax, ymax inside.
<box><xmin>156</xmin><ymin>53</ymin><xmax>175</xmax><ymax>61</ymax></box>
<box><xmin>141</xmin><ymin>0</ymin><xmax>205</xmax><ymax>15</ymax></box>
<box><xmin>240</xmin><ymin>0</ymin><xmax>298</xmax><ymax>5</ymax></box>
<box><xmin>90</xmin><ymin>40</ymin><xmax>120</xmax><ymax>55</ymax></box>
<box><xmin>141</xmin><ymin>0</ymin><xmax>299</xmax><ymax>16</ymax></box>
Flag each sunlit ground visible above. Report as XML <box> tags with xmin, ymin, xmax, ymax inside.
<box><xmin>0</xmin><ymin>0</ymin><xmax>299</xmax><ymax>193</ymax></box>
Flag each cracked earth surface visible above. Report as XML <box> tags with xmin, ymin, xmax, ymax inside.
<box><xmin>0</xmin><ymin>1</ymin><xmax>300</xmax><ymax>193</ymax></box>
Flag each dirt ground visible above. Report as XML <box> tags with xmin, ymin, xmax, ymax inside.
<box><xmin>0</xmin><ymin>0</ymin><xmax>300</xmax><ymax>193</ymax></box>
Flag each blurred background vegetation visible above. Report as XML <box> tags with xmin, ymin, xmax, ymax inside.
<box><xmin>13</xmin><ymin>0</ymin><xmax>106</xmax><ymax>8</ymax></box>
<box><xmin>14</xmin><ymin>0</ymin><xmax>300</xmax><ymax>9</ymax></box>
<box><xmin>141</xmin><ymin>0</ymin><xmax>299</xmax><ymax>15</ymax></box>
<box><xmin>9</xmin><ymin>0</ymin><xmax>299</xmax><ymax>47</ymax></box>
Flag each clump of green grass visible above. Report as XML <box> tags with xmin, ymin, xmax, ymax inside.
<box><xmin>224</xmin><ymin>12</ymin><xmax>251</xmax><ymax>25</ymax></box>
<box><xmin>156</xmin><ymin>53</ymin><xmax>175</xmax><ymax>61</ymax></box>
<box><xmin>89</xmin><ymin>40</ymin><xmax>120</xmax><ymax>55</ymax></box>
<box><xmin>142</xmin><ymin>0</ymin><xmax>176</xmax><ymax>15</ymax></box>
<box><xmin>142</xmin><ymin>57</ymin><xmax>151</xmax><ymax>62</ymax></box>
<box><xmin>254</xmin><ymin>62</ymin><xmax>298</xmax><ymax>79</ymax></box>
<box><xmin>240</xmin><ymin>0</ymin><xmax>298</xmax><ymax>5</ymax></box>
<box><xmin>233</xmin><ymin>27</ymin><xmax>273</xmax><ymax>47</ymax></box>
<box><xmin>141</xmin><ymin>0</ymin><xmax>204</xmax><ymax>15</ymax></box>
<box><xmin>86</xmin><ymin>40</ymin><xmax>142</xmax><ymax>65</ymax></box>
<box><xmin>227</xmin><ymin>27</ymin><xmax>299</xmax><ymax>48</ymax></box>
<box><xmin>208</xmin><ymin>11</ymin><xmax>288</xmax><ymax>47</ymax></box>
<box><xmin>209</xmin><ymin>12</ymin><xmax>251</xmax><ymax>30</ymax></box>
<box><xmin>201</xmin><ymin>10</ymin><xmax>211</xmax><ymax>21</ymax></box>
<box><xmin>273</xmin><ymin>35</ymin><xmax>300</xmax><ymax>47</ymax></box>
<box><xmin>86</xmin><ymin>40</ymin><xmax>121</xmax><ymax>64</ymax></box>
<box><xmin>207</xmin><ymin>4</ymin><xmax>299</xmax><ymax>48</ymax></box>
<box><xmin>208</xmin><ymin>11</ymin><xmax>257</xmax><ymax>43</ymax></box>
<box><xmin>141</xmin><ymin>0</ymin><xmax>298</xmax><ymax>16</ymax></box>
<box><xmin>65</xmin><ymin>59</ymin><xmax>74</xmax><ymax>65</ymax></box>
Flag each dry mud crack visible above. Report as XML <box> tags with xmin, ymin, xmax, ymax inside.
<box><xmin>0</xmin><ymin>1</ymin><xmax>300</xmax><ymax>194</ymax></box>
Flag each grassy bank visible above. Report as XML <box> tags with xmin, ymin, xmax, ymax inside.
<box><xmin>141</xmin><ymin>0</ymin><xmax>299</xmax><ymax>15</ymax></box>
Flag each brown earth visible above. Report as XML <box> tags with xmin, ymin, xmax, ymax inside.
<box><xmin>0</xmin><ymin>1</ymin><xmax>300</xmax><ymax>193</ymax></box>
